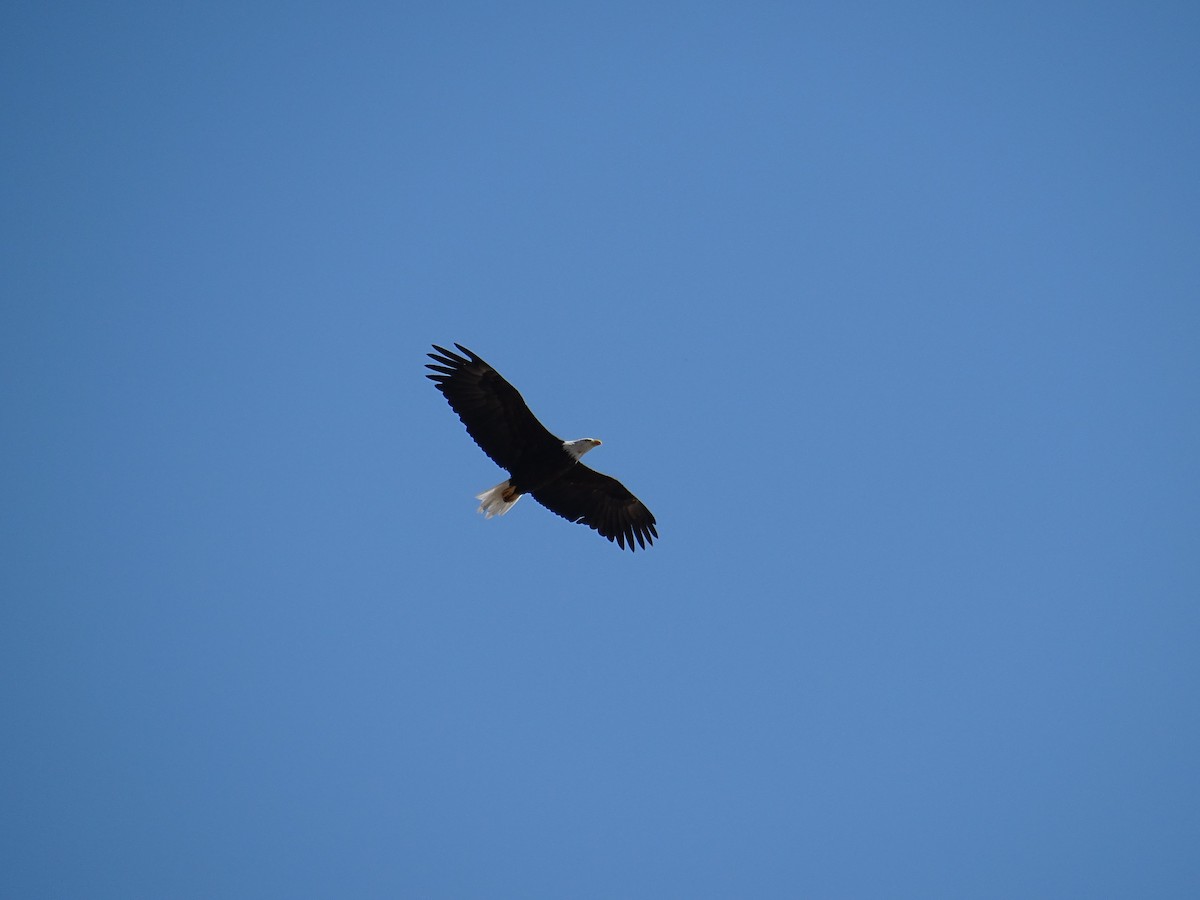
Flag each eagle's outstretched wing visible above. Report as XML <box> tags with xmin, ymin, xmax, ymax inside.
<box><xmin>425</xmin><ymin>343</ymin><xmax>560</xmax><ymax>471</ymax></box>
<box><xmin>531</xmin><ymin>465</ymin><xmax>658</xmax><ymax>551</ymax></box>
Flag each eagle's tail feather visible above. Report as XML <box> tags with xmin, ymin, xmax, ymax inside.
<box><xmin>476</xmin><ymin>480</ymin><xmax>521</xmax><ymax>518</ymax></box>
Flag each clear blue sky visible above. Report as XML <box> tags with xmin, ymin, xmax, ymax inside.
<box><xmin>3</xmin><ymin>2</ymin><xmax>1198</xmax><ymax>897</ymax></box>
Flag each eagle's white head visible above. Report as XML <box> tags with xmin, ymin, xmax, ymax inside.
<box><xmin>563</xmin><ymin>438</ymin><xmax>602</xmax><ymax>461</ymax></box>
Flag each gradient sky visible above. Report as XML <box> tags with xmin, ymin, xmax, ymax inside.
<box><xmin>3</xmin><ymin>2</ymin><xmax>1198</xmax><ymax>897</ymax></box>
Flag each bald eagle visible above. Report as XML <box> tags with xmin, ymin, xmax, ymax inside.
<box><xmin>426</xmin><ymin>343</ymin><xmax>658</xmax><ymax>551</ymax></box>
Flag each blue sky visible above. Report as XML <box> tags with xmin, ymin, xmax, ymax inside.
<box><xmin>3</xmin><ymin>2</ymin><xmax>1198</xmax><ymax>897</ymax></box>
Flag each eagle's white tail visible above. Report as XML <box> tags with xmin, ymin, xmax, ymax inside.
<box><xmin>476</xmin><ymin>480</ymin><xmax>521</xmax><ymax>518</ymax></box>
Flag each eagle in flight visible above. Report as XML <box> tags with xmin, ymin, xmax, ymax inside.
<box><xmin>426</xmin><ymin>344</ymin><xmax>658</xmax><ymax>551</ymax></box>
